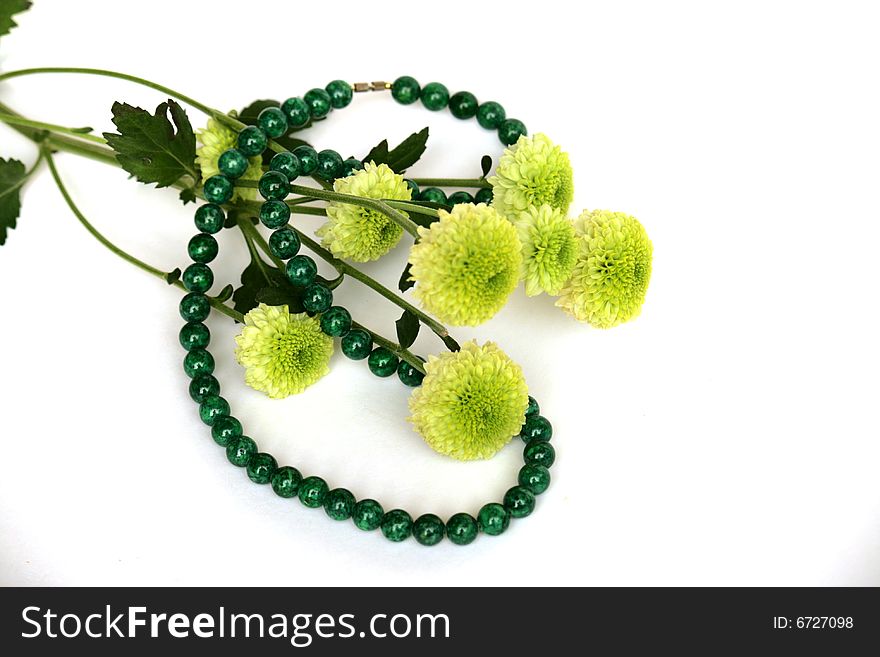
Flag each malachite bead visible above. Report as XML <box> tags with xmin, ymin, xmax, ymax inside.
<box><xmin>404</xmin><ymin>179</ymin><xmax>419</xmax><ymax>197</ymax></box>
<box><xmin>503</xmin><ymin>485</ymin><xmax>536</xmax><ymax>519</ymax></box>
<box><xmin>323</xmin><ymin>488</ymin><xmax>356</xmax><ymax>520</ymax></box>
<box><xmin>421</xmin><ymin>82</ymin><xmax>449</xmax><ymax>111</ymax></box>
<box><xmin>211</xmin><ymin>415</ymin><xmax>242</xmax><ymax>446</ymax></box>
<box><xmin>259</xmin><ymin>170</ymin><xmax>290</xmax><ymax>201</ymax></box>
<box><xmin>352</xmin><ymin>499</ymin><xmax>384</xmax><ymax>531</ymax></box>
<box><xmin>246</xmin><ymin>452</ymin><xmax>278</xmax><ymax>484</ymax></box>
<box><xmin>187</xmin><ymin>232</ymin><xmax>219</xmax><ymax>263</ymax></box>
<box><xmin>325</xmin><ymin>80</ymin><xmax>353</xmax><ymax>109</ymax></box>
<box><xmin>368</xmin><ymin>347</ymin><xmax>399</xmax><ymax>377</ymax></box>
<box><xmin>179</xmin><ymin>292</ymin><xmax>211</xmax><ymax>323</ymax></box>
<box><xmin>260</xmin><ymin>199</ymin><xmax>291</xmax><ymax>229</ymax></box>
<box><xmin>237</xmin><ymin>125</ymin><xmax>268</xmax><ymax>156</ymax></box>
<box><xmin>391</xmin><ymin>76</ymin><xmax>420</xmax><ymax>105</ymax></box>
<box><xmin>302</xmin><ymin>283</ymin><xmax>333</xmax><ymax>313</ymax></box>
<box><xmin>257</xmin><ymin>106</ymin><xmax>288</xmax><ymax>139</ymax></box>
<box><xmin>476</xmin><ymin>101</ymin><xmax>506</xmax><ymax>130</ymax></box>
<box><xmin>474</xmin><ymin>187</ymin><xmax>493</xmax><ymax>205</ymax></box>
<box><xmin>448</xmin><ymin>91</ymin><xmax>478</xmax><ymax>119</ymax></box>
<box><xmin>520</xmin><ymin>415</ymin><xmax>552</xmax><ymax>442</ymax></box>
<box><xmin>316</xmin><ymin>149</ymin><xmax>344</xmax><ymax>181</ymax></box>
<box><xmin>194</xmin><ymin>203</ymin><xmax>225</xmax><ymax>234</ymax></box>
<box><xmin>477</xmin><ymin>503</ymin><xmax>510</xmax><ymax>536</ymax></box>
<box><xmin>217</xmin><ymin>148</ymin><xmax>249</xmax><ymax>179</ymax></box>
<box><xmin>419</xmin><ymin>187</ymin><xmax>448</xmax><ymax>205</ymax></box>
<box><xmin>189</xmin><ymin>373</ymin><xmax>219</xmax><ymax>403</ymax></box>
<box><xmin>281</xmin><ymin>97</ymin><xmax>310</xmax><ymax>128</ymax></box>
<box><xmin>269</xmin><ymin>227</ymin><xmax>300</xmax><ymax>259</ymax></box>
<box><xmin>447</xmin><ymin>190</ymin><xmax>474</xmax><ymax>205</ymax></box>
<box><xmin>179</xmin><ymin>322</ymin><xmax>210</xmax><ymax>351</ymax></box>
<box><xmin>320</xmin><ymin>306</ymin><xmax>352</xmax><ymax>337</ymax></box>
<box><xmin>523</xmin><ymin>439</ymin><xmax>555</xmax><ymax>468</ymax></box>
<box><xmin>270</xmin><ymin>151</ymin><xmax>302</xmax><ymax>180</ymax></box>
<box><xmin>304</xmin><ymin>88</ymin><xmax>332</xmax><ymax>118</ymax></box>
<box><xmin>286</xmin><ymin>255</ymin><xmax>317</xmax><ymax>287</ymax></box>
<box><xmin>413</xmin><ymin>513</ymin><xmax>445</xmax><ymax>546</ymax></box>
<box><xmin>183</xmin><ymin>348</ymin><xmax>214</xmax><ymax>378</ymax></box>
<box><xmin>446</xmin><ymin>513</ymin><xmax>478</xmax><ymax>546</ymax></box>
<box><xmin>225</xmin><ymin>435</ymin><xmax>256</xmax><ymax>467</ymax></box>
<box><xmin>396</xmin><ymin>360</ymin><xmax>425</xmax><ymax>387</ymax></box>
<box><xmin>341</xmin><ymin>329</ymin><xmax>372</xmax><ymax>360</ymax></box>
<box><xmin>340</xmin><ymin>158</ymin><xmax>363</xmax><ymax>177</ymax></box>
<box><xmin>182</xmin><ymin>263</ymin><xmax>213</xmax><ymax>293</ymax></box>
<box><xmin>518</xmin><ymin>463</ymin><xmax>551</xmax><ymax>495</ymax></box>
<box><xmin>380</xmin><ymin>509</ymin><xmax>413</xmax><ymax>542</ymax></box>
<box><xmin>525</xmin><ymin>395</ymin><xmax>540</xmax><ymax>418</ymax></box>
<box><xmin>498</xmin><ymin>118</ymin><xmax>527</xmax><ymax>146</ymax></box>
<box><xmin>203</xmin><ymin>175</ymin><xmax>233</xmax><ymax>204</ymax></box>
<box><xmin>298</xmin><ymin>476</ymin><xmax>329</xmax><ymax>508</ymax></box>
<box><xmin>270</xmin><ymin>465</ymin><xmax>302</xmax><ymax>498</ymax></box>
<box><xmin>199</xmin><ymin>395</ymin><xmax>230</xmax><ymax>426</ymax></box>
<box><xmin>293</xmin><ymin>145</ymin><xmax>319</xmax><ymax>175</ymax></box>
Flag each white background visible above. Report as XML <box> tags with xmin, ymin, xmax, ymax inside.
<box><xmin>1</xmin><ymin>0</ymin><xmax>878</xmax><ymax>586</ymax></box>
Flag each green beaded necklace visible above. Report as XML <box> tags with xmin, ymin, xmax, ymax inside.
<box><xmin>180</xmin><ymin>77</ymin><xmax>553</xmax><ymax>546</ymax></box>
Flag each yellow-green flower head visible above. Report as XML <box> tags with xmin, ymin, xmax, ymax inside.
<box><xmin>556</xmin><ymin>209</ymin><xmax>653</xmax><ymax>328</ymax></box>
<box><xmin>408</xmin><ymin>341</ymin><xmax>529</xmax><ymax>461</ymax></box>
<box><xmin>408</xmin><ymin>203</ymin><xmax>522</xmax><ymax>326</ymax></box>
<box><xmin>516</xmin><ymin>204</ymin><xmax>578</xmax><ymax>297</ymax></box>
<box><xmin>488</xmin><ymin>133</ymin><xmax>574</xmax><ymax>219</ymax></box>
<box><xmin>195</xmin><ymin>117</ymin><xmax>262</xmax><ymax>201</ymax></box>
<box><xmin>317</xmin><ymin>162</ymin><xmax>412</xmax><ymax>262</ymax></box>
<box><xmin>234</xmin><ymin>304</ymin><xmax>334</xmax><ymax>398</ymax></box>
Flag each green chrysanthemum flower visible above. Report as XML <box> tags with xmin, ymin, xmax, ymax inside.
<box><xmin>488</xmin><ymin>133</ymin><xmax>574</xmax><ymax>219</ymax></box>
<box><xmin>516</xmin><ymin>204</ymin><xmax>578</xmax><ymax>296</ymax></box>
<box><xmin>195</xmin><ymin>117</ymin><xmax>262</xmax><ymax>201</ymax></box>
<box><xmin>408</xmin><ymin>341</ymin><xmax>529</xmax><ymax>461</ymax></box>
<box><xmin>234</xmin><ymin>304</ymin><xmax>334</xmax><ymax>398</ymax></box>
<box><xmin>317</xmin><ymin>162</ymin><xmax>412</xmax><ymax>262</ymax></box>
<box><xmin>556</xmin><ymin>209</ymin><xmax>653</xmax><ymax>328</ymax></box>
<box><xmin>408</xmin><ymin>203</ymin><xmax>522</xmax><ymax>326</ymax></box>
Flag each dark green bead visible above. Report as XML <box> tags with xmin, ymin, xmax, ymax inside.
<box><xmin>447</xmin><ymin>191</ymin><xmax>474</xmax><ymax>205</ymax></box>
<box><xmin>257</xmin><ymin>106</ymin><xmax>288</xmax><ymax>139</ymax></box>
<box><xmin>341</xmin><ymin>329</ymin><xmax>372</xmax><ymax>360</ymax></box>
<box><xmin>525</xmin><ymin>395</ymin><xmax>540</xmax><ymax>418</ymax></box>
<box><xmin>260</xmin><ymin>199</ymin><xmax>291</xmax><ymax>229</ymax></box>
<box><xmin>323</xmin><ymin>488</ymin><xmax>355</xmax><ymax>520</ymax></box>
<box><xmin>203</xmin><ymin>175</ymin><xmax>233</xmax><ymax>204</ymax></box>
<box><xmin>218</xmin><ymin>148</ymin><xmax>249</xmax><ymax>178</ymax></box>
<box><xmin>503</xmin><ymin>485</ymin><xmax>536</xmax><ymax>519</ymax></box>
<box><xmin>293</xmin><ymin>145</ymin><xmax>319</xmax><ymax>175</ymax></box>
<box><xmin>413</xmin><ymin>513</ymin><xmax>444</xmax><ymax>546</ymax></box>
<box><xmin>421</xmin><ymin>82</ymin><xmax>449</xmax><ymax>111</ymax></box>
<box><xmin>352</xmin><ymin>499</ymin><xmax>384</xmax><ymax>531</ymax></box>
<box><xmin>316</xmin><ymin>149</ymin><xmax>344</xmax><ymax>180</ymax></box>
<box><xmin>286</xmin><ymin>255</ymin><xmax>317</xmax><ymax>287</ymax></box>
<box><xmin>448</xmin><ymin>91</ymin><xmax>478</xmax><ymax>119</ymax></box>
<box><xmin>304</xmin><ymin>88</ymin><xmax>332</xmax><ymax>118</ymax></box>
<box><xmin>520</xmin><ymin>415</ymin><xmax>552</xmax><ymax>442</ymax></box>
<box><xmin>391</xmin><ymin>76</ymin><xmax>420</xmax><ymax>105</ymax></box>
<box><xmin>404</xmin><ymin>179</ymin><xmax>419</xmax><ymax>197</ymax></box>
<box><xmin>270</xmin><ymin>151</ymin><xmax>301</xmax><ymax>180</ymax></box>
<box><xmin>380</xmin><ymin>509</ymin><xmax>413</xmax><ymax>542</ymax></box>
<box><xmin>179</xmin><ymin>292</ymin><xmax>210</xmax><ymax>322</ymax></box>
<box><xmin>194</xmin><ymin>203</ymin><xmax>225</xmax><ymax>234</ymax></box>
<box><xmin>298</xmin><ymin>476</ymin><xmax>329</xmax><ymax>508</ymax></box>
<box><xmin>523</xmin><ymin>439</ymin><xmax>555</xmax><ymax>468</ymax></box>
<box><xmin>237</xmin><ymin>125</ymin><xmax>268</xmax><ymax>156</ymax></box>
<box><xmin>187</xmin><ymin>232</ymin><xmax>218</xmax><ymax>263</ymax></box>
<box><xmin>397</xmin><ymin>360</ymin><xmax>424</xmax><ymax>387</ymax></box>
<box><xmin>340</xmin><ymin>158</ymin><xmax>363</xmax><ymax>177</ymax></box>
<box><xmin>302</xmin><ymin>283</ymin><xmax>333</xmax><ymax>313</ymax></box>
<box><xmin>246</xmin><ymin>452</ymin><xmax>277</xmax><ymax>484</ymax></box>
<box><xmin>419</xmin><ymin>187</ymin><xmax>447</xmax><ymax>205</ymax></box>
<box><xmin>368</xmin><ymin>347</ymin><xmax>399</xmax><ymax>377</ymax></box>
<box><xmin>179</xmin><ymin>322</ymin><xmax>210</xmax><ymax>351</ymax></box>
<box><xmin>182</xmin><ymin>263</ymin><xmax>213</xmax><ymax>293</ymax></box>
<box><xmin>270</xmin><ymin>465</ymin><xmax>302</xmax><ymax>498</ymax></box>
<box><xmin>281</xmin><ymin>97</ymin><xmax>310</xmax><ymax>128</ymax></box>
<box><xmin>259</xmin><ymin>170</ymin><xmax>289</xmax><ymax>201</ymax></box>
<box><xmin>477</xmin><ymin>503</ymin><xmax>510</xmax><ymax>536</ymax></box>
<box><xmin>476</xmin><ymin>101</ymin><xmax>506</xmax><ymax>130</ymax></box>
<box><xmin>183</xmin><ymin>348</ymin><xmax>214</xmax><ymax>378</ymax></box>
<box><xmin>446</xmin><ymin>513</ymin><xmax>478</xmax><ymax>545</ymax></box>
<box><xmin>498</xmin><ymin>118</ymin><xmax>527</xmax><ymax>146</ymax></box>
<box><xmin>225</xmin><ymin>435</ymin><xmax>256</xmax><ymax>466</ymax></box>
<box><xmin>474</xmin><ymin>187</ymin><xmax>493</xmax><ymax>205</ymax></box>
<box><xmin>189</xmin><ymin>373</ymin><xmax>219</xmax><ymax>403</ymax></box>
<box><xmin>320</xmin><ymin>306</ymin><xmax>352</xmax><ymax>337</ymax></box>
<box><xmin>269</xmin><ymin>227</ymin><xmax>300</xmax><ymax>259</ymax></box>
<box><xmin>518</xmin><ymin>464</ymin><xmax>551</xmax><ymax>495</ymax></box>
<box><xmin>199</xmin><ymin>395</ymin><xmax>230</xmax><ymax>426</ymax></box>
<box><xmin>325</xmin><ymin>80</ymin><xmax>353</xmax><ymax>109</ymax></box>
<box><xmin>211</xmin><ymin>415</ymin><xmax>242</xmax><ymax>446</ymax></box>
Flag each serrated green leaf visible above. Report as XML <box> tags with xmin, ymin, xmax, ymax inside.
<box><xmin>0</xmin><ymin>0</ymin><xmax>31</xmax><ymax>39</ymax></box>
<box><xmin>363</xmin><ymin>128</ymin><xmax>429</xmax><ymax>173</ymax></box>
<box><xmin>395</xmin><ymin>309</ymin><xmax>420</xmax><ymax>349</ymax></box>
<box><xmin>398</xmin><ymin>262</ymin><xmax>415</xmax><ymax>293</ymax></box>
<box><xmin>232</xmin><ymin>253</ymin><xmax>303</xmax><ymax>315</ymax></box>
<box><xmin>0</xmin><ymin>157</ymin><xmax>26</xmax><ymax>245</ymax></box>
<box><xmin>103</xmin><ymin>99</ymin><xmax>197</xmax><ymax>188</ymax></box>
<box><xmin>481</xmin><ymin>155</ymin><xmax>492</xmax><ymax>177</ymax></box>
<box><xmin>179</xmin><ymin>186</ymin><xmax>196</xmax><ymax>204</ymax></box>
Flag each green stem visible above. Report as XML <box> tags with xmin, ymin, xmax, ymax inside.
<box><xmin>237</xmin><ymin>216</ymin><xmax>287</xmax><ymax>272</ymax></box>
<box><xmin>351</xmin><ymin>321</ymin><xmax>425</xmax><ymax>374</ymax></box>
<box><xmin>410</xmin><ymin>177</ymin><xmax>490</xmax><ymax>188</ymax></box>
<box><xmin>0</xmin><ymin>111</ymin><xmax>105</xmax><ymax>144</ymax></box>
<box><xmin>289</xmin><ymin>206</ymin><xmax>327</xmax><ymax>217</ymax></box>
<box><xmin>384</xmin><ymin>200</ymin><xmax>440</xmax><ymax>218</ymax></box>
